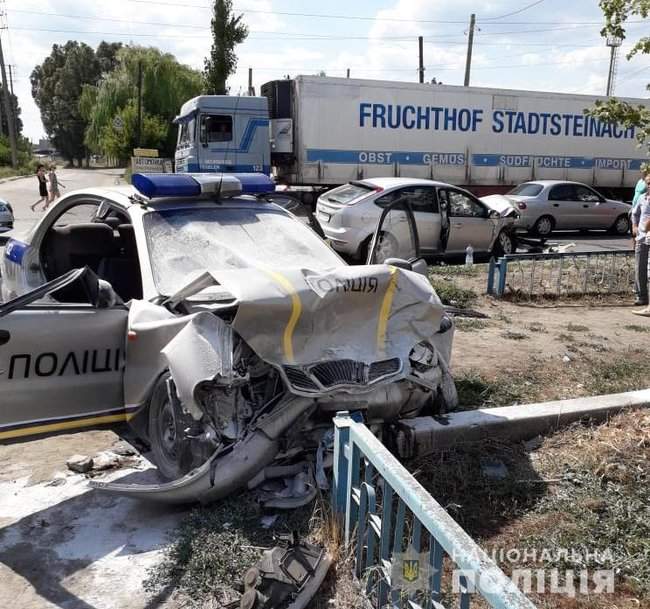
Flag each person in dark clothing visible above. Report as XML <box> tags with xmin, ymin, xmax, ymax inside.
<box><xmin>30</xmin><ymin>165</ymin><xmax>48</xmax><ymax>212</ymax></box>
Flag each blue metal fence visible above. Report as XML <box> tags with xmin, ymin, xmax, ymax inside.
<box><xmin>487</xmin><ymin>250</ymin><xmax>634</xmax><ymax>298</ymax></box>
<box><xmin>332</xmin><ymin>412</ymin><xmax>537</xmax><ymax>609</ymax></box>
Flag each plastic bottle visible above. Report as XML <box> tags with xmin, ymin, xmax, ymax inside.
<box><xmin>465</xmin><ymin>244</ymin><xmax>474</xmax><ymax>267</ymax></box>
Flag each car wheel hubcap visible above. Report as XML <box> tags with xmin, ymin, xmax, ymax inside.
<box><xmin>500</xmin><ymin>233</ymin><xmax>512</xmax><ymax>253</ymax></box>
<box><xmin>160</xmin><ymin>400</ymin><xmax>177</xmax><ymax>460</ymax></box>
<box><xmin>616</xmin><ymin>217</ymin><xmax>629</xmax><ymax>232</ymax></box>
<box><xmin>538</xmin><ymin>219</ymin><xmax>552</xmax><ymax>235</ymax></box>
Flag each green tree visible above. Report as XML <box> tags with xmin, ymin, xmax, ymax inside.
<box><xmin>0</xmin><ymin>85</ymin><xmax>23</xmax><ymax>136</ymax></box>
<box><xmin>203</xmin><ymin>0</ymin><xmax>248</xmax><ymax>95</ymax></box>
<box><xmin>589</xmin><ymin>1</ymin><xmax>650</xmax><ymax>168</ymax></box>
<box><xmin>31</xmin><ymin>41</ymin><xmax>119</xmax><ymax>166</ymax></box>
<box><xmin>81</xmin><ymin>46</ymin><xmax>202</xmax><ymax>163</ymax></box>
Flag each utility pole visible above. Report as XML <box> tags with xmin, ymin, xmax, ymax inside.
<box><xmin>346</xmin><ymin>68</ymin><xmax>350</xmax><ymax>78</ymax></box>
<box><xmin>606</xmin><ymin>35</ymin><xmax>622</xmax><ymax>96</ymax></box>
<box><xmin>464</xmin><ymin>13</ymin><xmax>476</xmax><ymax>87</ymax></box>
<box><xmin>248</xmin><ymin>67</ymin><xmax>254</xmax><ymax>95</ymax></box>
<box><xmin>418</xmin><ymin>36</ymin><xmax>424</xmax><ymax>83</ymax></box>
<box><xmin>136</xmin><ymin>60</ymin><xmax>143</xmax><ymax>147</ymax></box>
<box><xmin>0</xmin><ymin>34</ymin><xmax>16</xmax><ymax>167</ymax></box>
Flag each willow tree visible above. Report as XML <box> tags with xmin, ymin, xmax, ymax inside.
<box><xmin>81</xmin><ymin>46</ymin><xmax>203</xmax><ymax>162</ymax></box>
<box><xmin>204</xmin><ymin>0</ymin><xmax>248</xmax><ymax>94</ymax></box>
<box><xmin>589</xmin><ymin>0</ymin><xmax>650</xmax><ymax>169</ymax></box>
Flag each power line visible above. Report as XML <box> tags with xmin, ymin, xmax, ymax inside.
<box><xmin>481</xmin><ymin>0</ymin><xmax>547</xmax><ymax>21</ymax></box>
<box><xmin>88</xmin><ymin>0</ymin><xmax>642</xmax><ymax>27</ymax></box>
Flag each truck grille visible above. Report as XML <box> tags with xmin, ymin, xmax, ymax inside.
<box><xmin>282</xmin><ymin>358</ymin><xmax>401</xmax><ymax>393</ymax></box>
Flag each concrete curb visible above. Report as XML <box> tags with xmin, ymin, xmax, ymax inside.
<box><xmin>397</xmin><ymin>389</ymin><xmax>650</xmax><ymax>454</ymax></box>
<box><xmin>0</xmin><ymin>174</ymin><xmax>30</xmax><ymax>185</ymax></box>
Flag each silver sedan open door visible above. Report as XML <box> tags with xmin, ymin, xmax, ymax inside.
<box><xmin>0</xmin><ymin>268</ymin><xmax>128</xmax><ymax>441</ymax></box>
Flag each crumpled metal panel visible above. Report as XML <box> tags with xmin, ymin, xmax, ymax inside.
<box><xmin>161</xmin><ymin>312</ymin><xmax>233</xmax><ymax>419</ymax></box>
<box><xmin>210</xmin><ymin>264</ymin><xmax>447</xmax><ymax>369</ymax></box>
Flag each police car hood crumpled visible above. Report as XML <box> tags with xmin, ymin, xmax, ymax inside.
<box><xmin>213</xmin><ymin>263</ymin><xmax>452</xmax><ymax>368</ymax></box>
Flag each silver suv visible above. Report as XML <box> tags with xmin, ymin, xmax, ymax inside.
<box><xmin>316</xmin><ymin>177</ymin><xmax>518</xmax><ymax>261</ymax></box>
<box><xmin>0</xmin><ymin>198</ymin><xmax>13</xmax><ymax>232</ymax></box>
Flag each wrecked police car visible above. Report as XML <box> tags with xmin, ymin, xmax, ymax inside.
<box><xmin>0</xmin><ymin>173</ymin><xmax>456</xmax><ymax>504</ymax></box>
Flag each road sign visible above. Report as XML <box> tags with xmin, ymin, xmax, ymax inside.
<box><xmin>132</xmin><ymin>156</ymin><xmax>173</xmax><ymax>173</ymax></box>
<box><xmin>133</xmin><ymin>148</ymin><xmax>159</xmax><ymax>158</ymax></box>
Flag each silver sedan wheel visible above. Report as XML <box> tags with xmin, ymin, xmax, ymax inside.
<box><xmin>534</xmin><ymin>216</ymin><xmax>554</xmax><ymax>236</ymax></box>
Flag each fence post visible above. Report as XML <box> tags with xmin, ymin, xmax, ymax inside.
<box><xmin>497</xmin><ymin>257</ymin><xmax>508</xmax><ymax>296</ymax></box>
<box><xmin>332</xmin><ymin>411</ymin><xmax>351</xmax><ymax>515</ymax></box>
<box><xmin>487</xmin><ymin>257</ymin><xmax>496</xmax><ymax>294</ymax></box>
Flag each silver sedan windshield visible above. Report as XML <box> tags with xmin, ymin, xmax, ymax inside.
<box><xmin>144</xmin><ymin>206</ymin><xmax>344</xmax><ymax>295</ymax></box>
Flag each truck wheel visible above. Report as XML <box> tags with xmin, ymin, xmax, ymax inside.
<box><xmin>532</xmin><ymin>215</ymin><xmax>554</xmax><ymax>237</ymax></box>
<box><xmin>492</xmin><ymin>230</ymin><xmax>515</xmax><ymax>257</ymax></box>
<box><xmin>148</xmin><ymin>373</ymin><xmax>189</xmax><ymax>481</ymax></box>
<box><xmin>609</xmin><ymin>214</ymin><xmax>630</xmax><ymax>235</ymax></box>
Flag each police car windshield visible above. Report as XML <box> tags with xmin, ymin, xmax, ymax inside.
<box><xmin>144</xmin><ymin>206</ymin><xmax>345</xmax><ymax>296</ymax></box>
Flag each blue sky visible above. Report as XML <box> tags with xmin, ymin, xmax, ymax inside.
<box><xmin>4</xmin><ymin>0</ymin><xmax>649</xmax><ymax>141</ymax></box>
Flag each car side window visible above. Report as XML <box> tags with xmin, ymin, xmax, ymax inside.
<box><xmin>548</xmin><ymin>184</ymin><xmax>576</xmax><ymax>201</ymax></box>
<box><xmin>445</xmin><ymin>190</ymin><xmax>487</xmax><ymax>218</ymax></box>
<box><xmin>52</xmin><ymin>203</ymin><xmax>99</xmax><ymax>227</ymax></box>
<box><xmin>200</xmin><ymin>114</ymin><xmax>233</xmax><ymax>143</ymax></box>
<box><xmin>574</xmin><ymin>185</ymin><xmax>602</xmax><ymax>203</ymax></box>
<box><xmin>375</xmin><ymin>187</ymin><xmax>438</xmax><ymax>213</ymax></box>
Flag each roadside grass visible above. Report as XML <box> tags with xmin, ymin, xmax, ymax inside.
<box><xmin>624</xmin><ymin>324</ymin><xmax>650</xmax><ymax>333</ymax></box>
<box><xmin>145</xmin><ymin>495</ymin><xmax>316</xmax><ymax>607</ymax></box>
<box><xmin>501</xmin><ymin>330</ymin><xmax>529</xmax><ymax>341</ymax></box>
<box><xmin>412</xmin><ymin>410</ymin><xmax>650</xmax><ymax>606</ymax></box>
<box><xmin>525</xmin><ymin>322</ymin><xmax>548</xmax><ymax>333</ymax></box>
<box><xmin>566</xmin><ymin>322</ymin><xmax>589</xmax><ymax>333</ymax></box>
<box><xmin>455</xmin><ymin>348</ymin><xmax>649</xmax><ymax>410</ymax></box>
<box><xmin>454</xmin><ymin>318</ymin><xmax>490</xmax><ymax>332</ymax></box>
<box><xmin>429</xmin><ymin>277</ymin><xmax>477</xmax><ymax>308</ymax></box>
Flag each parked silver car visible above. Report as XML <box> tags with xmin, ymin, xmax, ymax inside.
<box><xmin>490</xmin><ymin>180</ymin><xmax>631</xmax><ymax>237</ymax></box>
<box><xmin>0</xmin><ymin>198</ymin><xmax>13</xmax><ymax>232</ymax></box>
<box><xmin>316</xmin><ymin>178</ymin><xmax>519</xmax><ymax>261</ymax></box>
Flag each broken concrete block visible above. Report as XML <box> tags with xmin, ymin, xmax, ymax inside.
<box><xmin>66</xmin><ymin>455</ymin><xmax>93</xmax><ymax>473</ymax></box>
<box><xmin>111</xmin><ymin>441</ymin><xmax>137</xmax><ymax>457</ymax></box>
<box><xmin>92</xmin><ymin>451</ymin><xmax>120</xmax><ymax>471</ymax></box>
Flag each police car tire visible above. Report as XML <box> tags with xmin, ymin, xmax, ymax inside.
<box><xmin>148</xmin><ymin>373</ymin><xmax>187</xmax><ymax>481</ymax></box>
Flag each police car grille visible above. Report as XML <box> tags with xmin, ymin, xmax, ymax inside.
<box><xmin>310</xmin><ymin>360</ymin><xmax>367</xmax><ymax>388</ymax></box>
<box><xmin>283</xmin><ymin>366</ymin><xmax>319</xmax><ymax>392</ymax></box>
<box><xmin>368</xmin><ymin>358</ymin><xmax>401</xmax><ymax>382</ymax></box>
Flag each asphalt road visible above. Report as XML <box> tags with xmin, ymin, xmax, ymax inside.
<box><xmin>0</xmin><ymin>168</ymin><xmax>125</xmax><ymax>240</ymax></box>
<box><xmin>0</xmin><ymin>168</ymin><xmax>633</xmax><ymax>255</ymax></box>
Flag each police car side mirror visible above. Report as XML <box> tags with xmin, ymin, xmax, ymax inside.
<box><xmin>488</xmin><ymin>209</ymin><xmax>500</xmax><ymax>219</ymax></box>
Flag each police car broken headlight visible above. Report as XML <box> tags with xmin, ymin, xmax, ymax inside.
<box><xmin>409</xmin><ymin>340</ymin><xmax>438</xmax><ymax>372</ymax></box>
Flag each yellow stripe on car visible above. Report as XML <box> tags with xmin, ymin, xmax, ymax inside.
<box><xmin>376</xmin><ymin>266</ymin><xmax>398</xmax><ymax>356</ymax></box>
<box><xmin>263</xmin><ymin>270</ymin><xmax>302</xmax><ymax>364</ymax></box>
<box><xmin>0</xmin><ymin>411</ymin><xmax>135</xmax><ymax>441</ymax></box>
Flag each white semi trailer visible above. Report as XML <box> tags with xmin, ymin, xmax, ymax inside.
<box><xmin>175</xmin><ymin>75</ymin><xmax>647</xmax><ymax>199</ymax></box>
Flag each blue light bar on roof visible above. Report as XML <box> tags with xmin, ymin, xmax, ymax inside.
<box><xmin>132</xmin><ymin>173</ymin><xmax>201</xmax><ymax>198</ymax></box>
<box><xmin>131</xmin><ymin>172</ymin><xmax>275</xmax><ymax>199</ymax></box>
<box><xmin>230</xmin><ymin>173</ymin><xmax>275</xmax><ymax>194</ymax></box>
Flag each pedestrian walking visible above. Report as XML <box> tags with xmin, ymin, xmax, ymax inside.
<box><xmin>631</xmin><ymin>172</ymin><xmax>650</xmax><ymax>314</ymax></box>
<box><xmin>632</xmin><ymin>169</ymin><xmax>650</xmax><ymax>305</ymax></box>
<box><xmin>30</xmin><ymin>165</ymin><xmax>48</xmax><ymax>212</ymax></box>
<box><xmin>45</xmin><ymin>165</ymin><xmax>65</xmax><ymax>209</ymax></box>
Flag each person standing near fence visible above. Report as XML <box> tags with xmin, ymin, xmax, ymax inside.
<box><xmin>631</xmin><ymin>169</ymin><xmax>650</xmax><ymax>306</ymax></box>
<box><xmin>632</xmin><ymin>172</ymin><xmax>650</xmax><ymax>315</ymax></box>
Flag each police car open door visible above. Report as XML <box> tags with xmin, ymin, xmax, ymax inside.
<box><xmin>0</xmin><ymin>268</ymin><xmax>128</xmax><ymax>441</ymax></box>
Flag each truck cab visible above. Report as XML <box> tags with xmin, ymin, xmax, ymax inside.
<box><xmin>174</xmin><ymin>95</ymin><xmax>271</xmax><ymax>175</ymax></box>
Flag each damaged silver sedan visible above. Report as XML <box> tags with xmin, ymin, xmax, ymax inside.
<box><xmin>0</xmin><ymin>173</ymin><xmax>456</xmax><ymax>504</ymax></box>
